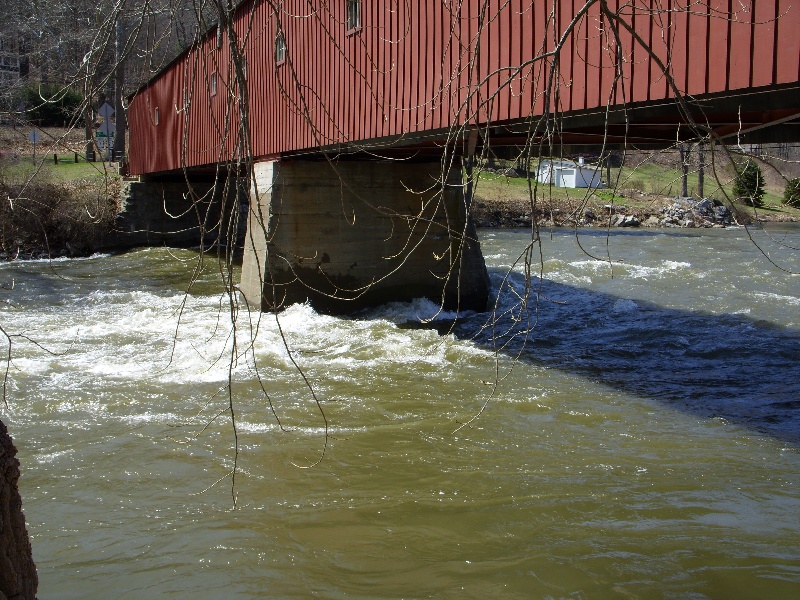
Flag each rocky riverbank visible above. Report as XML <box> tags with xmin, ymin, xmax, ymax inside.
<box><xmin>473</xmin><ymin>192</ymin><xmax>799</xmax><ymax>229</ymax></box>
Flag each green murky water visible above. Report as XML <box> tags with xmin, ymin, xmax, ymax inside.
<box><xmin>2</xmin><ymin>226</ymin><xmax>799</xmax><ymax>598</ymax></box>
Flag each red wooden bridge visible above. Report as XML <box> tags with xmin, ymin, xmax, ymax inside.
<box><xmin>125</xmin><ymin>1</ymin><xmax>800</xmax><ymax>312</ymax></box>
<box><xmin>128</xmin><ymin>0</ymin><xmax>800</xmax><ymax>175</ymax></box>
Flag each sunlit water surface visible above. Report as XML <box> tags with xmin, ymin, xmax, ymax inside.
<box><xmin>2</xmin><ymin>226</ymin><xmax>799</xmax><ymax>599</ymax></box>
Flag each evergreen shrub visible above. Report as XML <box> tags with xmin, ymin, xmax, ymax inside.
<box><xmin>732</xmin><ymin>159</ymin><xmax>765</xmax><ymax>208</ymax></box>
<box><xmin>783</xmin><ymin>178</ymin><xmax>800</xmax><ymax>208</ymax></box>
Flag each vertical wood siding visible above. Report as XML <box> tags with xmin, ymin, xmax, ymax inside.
<box><xmin>128</xmin><ymin>0</ymin><xmax>800</xmax><ymax>176</ymax></box>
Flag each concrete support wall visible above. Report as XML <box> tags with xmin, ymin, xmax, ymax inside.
<box><xmin>240</xmin><ymin>159</ymin><xmax>489</xmax><ymax>314</ymax></box>
<box><xmin>111</xmin><ymin>178</ymin><xmax>246</xmax><ymax>251</ymax></box>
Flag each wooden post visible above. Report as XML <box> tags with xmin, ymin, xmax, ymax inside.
<box><xmin>698</xmin><ymin>142</ymin><xmax>705</xmax><ymax>198</ymax></box>
<box><xmin>679</xmin><ymin>144</ymin><xmax>689</xmax><ymax>197</ymax></box>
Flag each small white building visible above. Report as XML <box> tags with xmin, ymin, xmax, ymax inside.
<box><xmin>536</xmin><ymin>158</ymin><xmax>605</xmax><ymax>188</ymax></box>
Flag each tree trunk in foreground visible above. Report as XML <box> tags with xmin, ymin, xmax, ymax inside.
<box><xmin>0</xmin><ymin>420</ymin><xmax>37</xmax><ymax>600</ymax></box>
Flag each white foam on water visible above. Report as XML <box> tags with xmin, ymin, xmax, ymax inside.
<box><xmin>4</xmin><ymin>288</ymin><xmax>246</xmax><ymax>387</ymax></box>
<box><xmin>750</xmin><ymin>291</ymin><xmax>800</xmax><ymax>306</ymax></box>
<box><xmin>358</xmin><ymin>297</ymin><xmax>466</xmax><ymax>322</ymax></box>
<box><xmin>11</xmin><ymin>292</ymin><xmax>470</xmax><ymax>395</ymax></box>
<box><xmin>567</xmin><ymin>259</ymin><xmax>614</xmax><ymax>273</ymax></box>
<box><xmin>561</xmin><ymin>258</ymin><xmax>693</xmax><ymax>282</ymax></box>
<box><xmin>0</xmin><ymin>253</ymin><xmax>111</xmax><ymax>268</ymax></box>
<box><xmin>118</xmin><ymin>411</ymin><xmax>190</xmax><ymax>425</ymax></box>
<box><xmin>624</xmin><ymin>260</ymin><xmax>692</xmax><ymax>279</ymax></box>
<box><xmin>235</xmin><ymin>299</ymin><xmax>473</xmax><ymax>375</ymax></box>
<box><xmin>612</xmin><ymin>298</ymin><xmax>639</xmax><ymax>313</ymax></box>
<box><xmin>35</xmin><ymin>448</ymin><xmax>75</xmax><ymax>464</ymax></box>
<box><xmin>539</xmin><ymin>270</ymin><xmax>593</xmax><ymax>285</ymax></box>
<box><xmin>235</xmin><ymin>419</ymin><xmax>368</xmax><ymax>437</ymax></box>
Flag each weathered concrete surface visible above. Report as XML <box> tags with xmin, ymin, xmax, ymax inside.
<box><xmin>240</xmin><ymin>159</ymin><xmax>489</xmax><ymax>314</ymax></box>
<box><xmin>0</xmin><ymin>420</ymin><xmax>37</xmax><ymax>600</ymax></box>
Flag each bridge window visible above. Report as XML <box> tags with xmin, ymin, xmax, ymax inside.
<box><xmin>346</xmin><ymin>0</ymin><xmax>361</xmax><ymax>32</ymax></box>
<box><xmin>275</xmin><ymin>29</ymin><xmax>286</xmax><ymax>64</ymax></box>
<box><xmin>211</xmin><ymin>71</ymin><xmax>218</xmax><ymax>96</ymax></box>
<box><xmin>154</xmin><ymin>107</ymin><xmax>159</xmax><ymax>126</ymax></box>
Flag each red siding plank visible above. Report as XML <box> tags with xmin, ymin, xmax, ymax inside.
<box><xmin>584</xmin><ymin>0</ymin><xmax>603</xmax><ymax>109</ymax></box>
<box><xmin>776</xmin><ymin>0</ymin><xmax>800</xmax><ymax>84</ymax></box>
<box><xmin>669</xmin><ymin>0</ymin><xmax>689</xmax><ymax>96</ymax></box>
<box><xmin>727</xmin><ymin>0</ymin><xmax>753</xmax><ymax>90</ymax></box>
<box><xmin>707</xmin><ymin>0</ymin><xmax>731</xmax><ymax>93</ymax></box>
<box><xmin>686</xmin><ymin>1</ymin><xmax>709</xmax><ymax>96</ymax></box>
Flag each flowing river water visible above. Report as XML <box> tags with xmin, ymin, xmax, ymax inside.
<box><xmin>2</xmin><ymin>225</ymin><xmax>800</xmax><ymax>599</ymax></box>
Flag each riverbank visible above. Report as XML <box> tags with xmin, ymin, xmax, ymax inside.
<box><xmin>0</xmin><ymin>169</ymin><xmax>120</xmax><ymax>260</ymax></box>
<box><xmin>473</xmin><ymin>184</ymin><xmax>800</xmax><ymax>229</ymax></box>
<box><xmin>4</xmin><ymin>130</ymin><xmax>800</xmax><ymax>259</ymax></box>
<box><xmin>472</xmin><ymin>148</ymin><xmax>800</xmax><ymax>228</ymax></box>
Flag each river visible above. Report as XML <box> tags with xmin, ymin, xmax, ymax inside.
<box><xmin>2</xmin><ymin>225</ymin><xmax>799</xmax><ymax>599</ymax></box>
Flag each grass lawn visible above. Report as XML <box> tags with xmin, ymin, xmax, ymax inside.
<box><xmin>1</xmin><ymin>157</ymin><xmax>118</xmax><ymax>184</ymax></box>
<box><xmin>475</xmin><ymin>160</ymin><xmax>800</xmax><ymax>220</ymax></box>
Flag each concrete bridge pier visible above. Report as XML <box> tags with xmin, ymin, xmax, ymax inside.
<box><xmin>240</xmin><ymin>158</ymin><xmax>490</xmax><ymax>314</ymax></box>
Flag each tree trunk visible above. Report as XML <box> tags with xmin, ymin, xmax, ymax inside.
<box><xmin>113</xmin><ymin>17</ymin><xmax>126</xmax><ymax>163</ymax></box>
<box><xmin>0</xmin><ymin>420</ymin><xmax>37</xmax><ymax>600</ymax></box>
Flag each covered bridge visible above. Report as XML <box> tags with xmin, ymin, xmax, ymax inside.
<box><xmin>126</xmin><ymin>1</ymin><xmax>800</xmax><ymax>312</ymax></box>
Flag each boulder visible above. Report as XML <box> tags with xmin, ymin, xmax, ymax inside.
<box><xmin>643</xmin><ymin>215</ymin><xmax>662</xmax><ymax>227</ymax></box>
<box><xmin>713</xmin><ymin>205</ymin><xmax>732</xmax><ymax>223</ymax></box>
<box><xmin>611</xmin><ymin>214</ymin><xmax>640</xmax><ymax>227</ymax></box>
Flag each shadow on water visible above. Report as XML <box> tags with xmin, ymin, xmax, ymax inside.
<box><xmin>450</xmin><ymin>269</ymin><xmax>800</xmax><ymax>445</ymax></box>
<box><xmin>5</xmin><ymin>243</ymin><xmax>798</xmax><ymax>445</ymax></box>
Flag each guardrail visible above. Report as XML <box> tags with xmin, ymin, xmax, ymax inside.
<box><xmin>51</xmin><ymin>151</ymin><xmax>127</xmax><ymax>164</ymax></box>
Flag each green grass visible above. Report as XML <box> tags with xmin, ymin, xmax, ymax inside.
<box><xmin>1</xmin><ymin>157</ymin><xmax>116</xmax><ymax>184</ymax></box>
<box><xmin>613</xmin><ymin>162</ymin><xmax>790</xmax><ymax>207</ymax></box>
<box><xmin>614</xmin><ymin>163</ymin><xmax>685</xmax><ymax>195</ymax></box>
<box><xmin>476</xmin><ymin>171</ymin><xmax>595</xmax><ymax>201</ymax></box>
